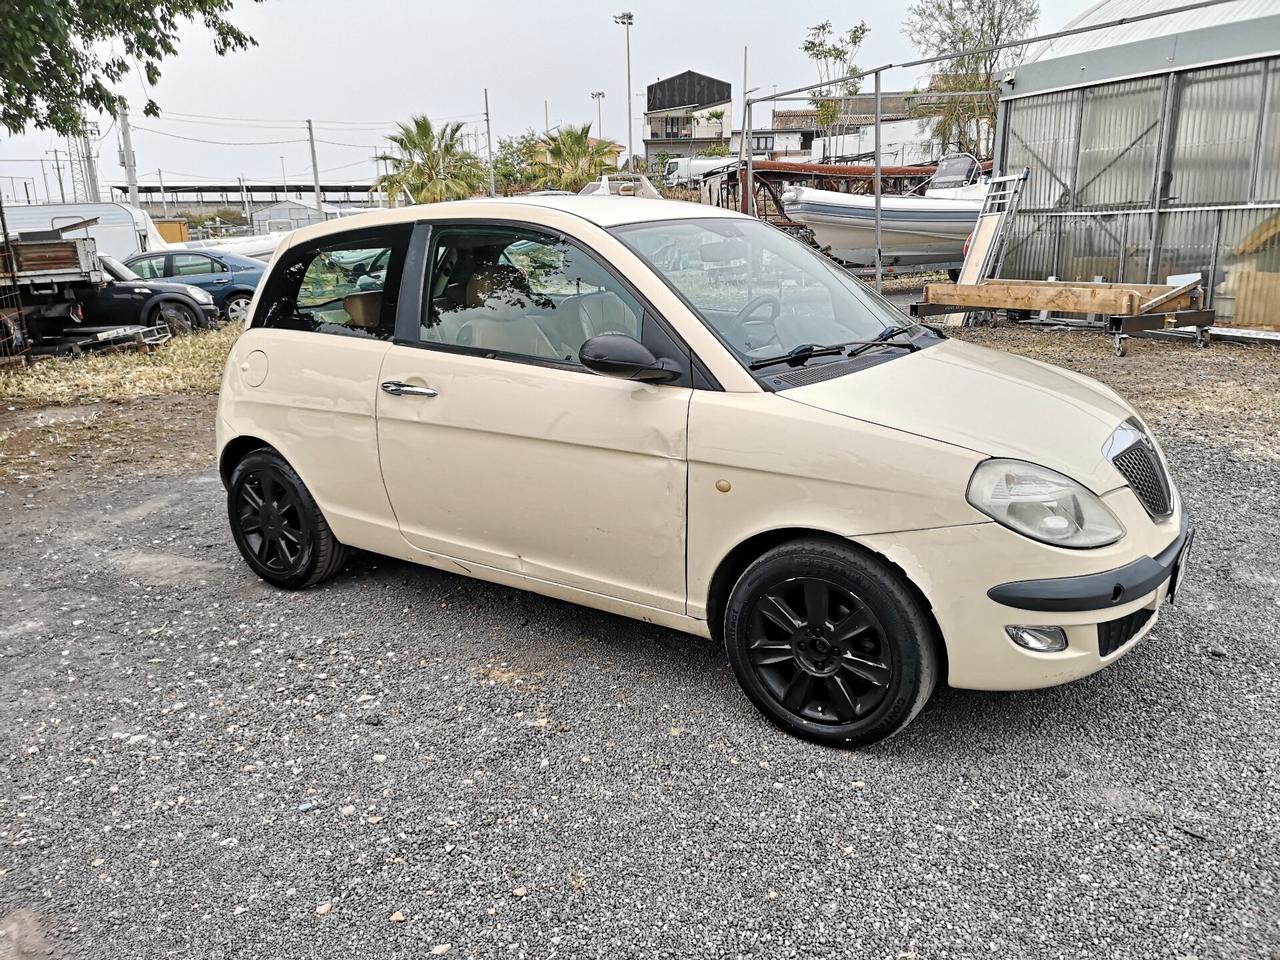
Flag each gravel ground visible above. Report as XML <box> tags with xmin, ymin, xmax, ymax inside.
<box><xmin>1</xmin><ymin>330</ymin><xmax>1278</xmax><ymax>959</ymax></box>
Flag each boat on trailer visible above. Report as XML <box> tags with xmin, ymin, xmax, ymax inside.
<box><xmin>780</xmin><ymin>155</ymin><xmax>987</xmax><ymax>267</ymax></box>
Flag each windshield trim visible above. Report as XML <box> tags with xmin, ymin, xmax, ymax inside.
<box><xmin>99</xmin><ymin>255</ymin><xmax>137</xmax><ymax>282</ymax></box>
<box><xmin>609</xmin><ymin>216</ymin><xmax>915</xmax><ymax>388</ymax></box>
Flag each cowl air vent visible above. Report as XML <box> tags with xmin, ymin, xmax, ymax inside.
<box><xmin>770</xmin><ymin>359</ymin><xmax>862</xmax><ymax>388</ymax></box>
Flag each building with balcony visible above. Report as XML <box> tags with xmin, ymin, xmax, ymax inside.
<box><xmin>643</xmin><ymin>70</ymin><xmax>732</xmax><ymax>163</ymax></box>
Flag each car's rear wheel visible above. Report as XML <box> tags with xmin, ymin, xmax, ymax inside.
<box><xmin>154</xmin><ymin>301</ymin><xmax>197</xmax><ymax>336</ymax></box>
<box><xmin>227</xmin><ymin>450</ymin><xmax>348</xmax><ymax>590</ymax></box>
<box><xmin>224</xmin><ymin>292</ymin><xmax>252</xmax><ymax>324</ymax></box>
<box><xmin>723</xmin><ymin>538</ymin><xmax>939</xmax><ymax>748</ymax></box>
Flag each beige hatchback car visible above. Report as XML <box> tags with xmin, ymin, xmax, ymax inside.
<box><xmin>217</xmin><ymin>196</ymin><xmax>1192</xmax><ymax>746</ymax></box>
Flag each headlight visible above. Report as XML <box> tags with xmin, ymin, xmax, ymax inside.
<box><xmin>967</xmin><ymin>459</ymin><xmax>1124</xmax><ymax>548</ymax></box>
<box><xmin>184</xmin><ymin>286</ymin><xmax>214</xmax><ymax>304</ymax></box>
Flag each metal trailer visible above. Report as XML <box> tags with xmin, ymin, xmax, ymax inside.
<box><xmin>910</xmin><ymin>278</ymin><xmax>1214</xmax><ymax>356</ymax></box>
<box><xmin>0</xmin><ymin>231</ymin><xmax>172</xmax><ymax>359</ymax></box>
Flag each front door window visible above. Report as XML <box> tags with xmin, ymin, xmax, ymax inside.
<box><xmin>423</xmin><ymin>227</ymin><xmax>644</xmax><ymax>364</ymax></box>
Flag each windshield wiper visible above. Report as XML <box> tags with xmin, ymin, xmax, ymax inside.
<box><xmin>846</xmin><ymin>323</ymin><xmax>921</xmax><ymax>358</ymax></box>
<box><xmin>747</xmin><ymin>341</ymin><xmax>865</xmax><ymax>371</ymax></box>
<box><xmin>747</xmin><ymin>324</ymin><xmax>924</xmax><ymax>372</ymax></box>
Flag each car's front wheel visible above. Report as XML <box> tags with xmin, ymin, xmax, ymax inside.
<box><xmin>154</xmin><ymin>301</ymin><xmax>198</xmax><ymax>336</ymax></box>
<box><xmin>227</xmin><ymin>450</ymin><xmax>348</xmax><ymax>590</ymax></box>
<box><xmin>723</xmin><ymin>538</ymin><xmax>939</xmax><ymax>747</ymax></box>
<box><xmin>223</xmin><ymin>292</ymin><xmax>253</xmax><ymax>324</ymax></box>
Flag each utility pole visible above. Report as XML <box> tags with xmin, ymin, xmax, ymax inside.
<box><xmin>239</xmin><ymin>175</ymin><xmax>251</xmax><ymax>221</ymax></box>
<box><xmin>306</xmin><ymin>120</ymin><xmax>323</xmax><ymax>216</ymax></box>
<box><xmin>544</xmin><ymin>100</ymin><xmax>550</xmax><ymax>135</ymax></box>
<box><xmin>484</xmin><ymin>88</ymin><xmax>497</xmax><ymax>198</ymax></box>
<box><xmin>158</xmin><ymin>169</ymin><xmax>169</xmax><ymax>217</ymax></box>
<box><xmin>47</xmin><ymin>149</ymin><xmax>66</xmax><ymax>203</ymax></box>
<box><xmin>81</xmin><ymin>121</ymin><xmax>101</xmax><ymax>202</ymax></box>
<box><xmin>614</xmin><ymin>12</ymin><xmax>634</xmax><ymax>170</ymax></box>
<box><xmin>38</xmin><ymin>160</ymin><xmax>50</xmax><ymax>204</ymax></box>
<box><xmin>279</xmin><ymin>156</ymin><xmax>287</xmax><ymax>200</ymax></box>
<box><xmin>117</xmin><ymin>108</ymin><xmax>140</xmax><ymax>206</ymax></box>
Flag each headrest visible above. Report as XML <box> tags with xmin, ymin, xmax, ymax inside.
<box><xmin>343</xmin><ymin>290</ymin><xmax>383</xmax><ymax>329</ymax></box>
<box><xmin>466</xmin><ymin>263</ymin><xmax>531</xmax><ymax>318</ymax></box>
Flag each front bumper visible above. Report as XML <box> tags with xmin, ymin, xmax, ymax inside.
<box><xmin>987</xmin><ymin>515</ymin><xmax>1190</xmax><ymax>612</ymax></box>
<box><xmin>857</xmin><ymin>488</ymin><xmax>1189</xmax><ymax>691</ymax></box>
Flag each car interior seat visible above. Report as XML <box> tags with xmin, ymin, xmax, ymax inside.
<box><xmin>342</xmin><ymin>291</ymin><xmax>383</xmax><ymax>330</ymax></box>
<box><xmin>457</xmin><ymin>264</ymin><xmax>559</xmax><ymax>359</ymax></box>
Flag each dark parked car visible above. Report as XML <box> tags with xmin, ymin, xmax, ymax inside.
<box><xmin>87</xmin><ymin>256</ymin><xmax>220</xmax><ymax>334</ymax></box>
<box><xmin>125</xmin><ymin>249</ymin><xmax>266</xmax><ymax>323</ymax></box>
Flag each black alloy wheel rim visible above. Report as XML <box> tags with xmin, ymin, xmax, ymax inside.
<box><xmin>236</xmin><ymin>468</ymin><xmax>308</xmax><ymax>573</ymax></box>
<box><xmin>745</xmin><ymin>576</ymin><xmax>892</xmax><ymax>725</ymax></box>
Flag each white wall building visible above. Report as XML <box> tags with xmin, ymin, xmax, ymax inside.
<box><xmin>250</xmin><ymin>199</ymin><xmax>342</xmax><ymax>234</ymax></box>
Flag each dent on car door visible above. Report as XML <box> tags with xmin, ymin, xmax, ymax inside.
<box><xmin>375</xmin><ymin>221</ymin><xmax>694</xmax><ymax>613</ymax></box>
<box><xmin>222</xmin><ymin>225</ymin><xmax>413</xmax><ymax>545</ymax></box>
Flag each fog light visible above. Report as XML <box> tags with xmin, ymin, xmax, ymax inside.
<box><xmin>1005</xmin><ymin>625</ymin><xmax>1068</xmax><ymax>653</ymax></box>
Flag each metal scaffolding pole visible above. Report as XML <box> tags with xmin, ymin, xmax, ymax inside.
<box><xmin>873</xmin><ymin>70</ymin><xmax>883</xmax><ymax>292</ymax></box>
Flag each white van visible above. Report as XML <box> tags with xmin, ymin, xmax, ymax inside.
<box><xmin>663</xmin><ymin>156</ymin><xmax>736</xmax><ymax>187</ymax></box>
<box><xmin>0</xmin><ymin>202</ymin><xmax>168</xmax><ymax>259</ymax></box>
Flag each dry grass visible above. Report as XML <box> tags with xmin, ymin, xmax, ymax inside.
<box><xmin>0</xmin><ymin>325</ymin><xmax>238</xmax><ymax>407</ymax></box>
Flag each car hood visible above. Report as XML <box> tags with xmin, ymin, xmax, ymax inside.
<box><xmin>782</xmin><ymin>339</ymin><xmax>1134</xmax><ymax>493</ymax></box>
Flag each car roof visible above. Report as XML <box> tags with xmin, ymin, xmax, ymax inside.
<box><xmin>286</xmin><ymin>195</ymin><xmax>746</xmax><ymax>247</ymax></box>
<box><xmin>124</xmin><ymin>248</ymin><xmax>263</xmax><ymax>266</ymax></box>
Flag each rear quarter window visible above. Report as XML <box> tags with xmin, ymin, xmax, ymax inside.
<box><xmin>252</xmin><ymin>225</ymin><xmax>411</xmax><ymax>340</ymax></box>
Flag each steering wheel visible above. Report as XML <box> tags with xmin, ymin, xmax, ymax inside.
<box><xmin>727</xmin><ymin>294</ymin><xmax>781</xmax><ymax>340</ymax></box>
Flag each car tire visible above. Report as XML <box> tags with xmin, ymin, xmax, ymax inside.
<box><xmin>227</xmin><ymin>450</ymin><xmax>349</xmax><ymax>590</ymax></box>
<box><xmin>723</xmin><ymin>538</ymin><xmax>939</xmax><ymax>748</ymax></box>
<box><xmin>155</xmin><ymin>301</ymin><xmax>197</xmax><ymax>336</ymax></box>
<box><xmin>223</xmin><ymin>292</ymin><xmax>253</xmax><ymax>324</ymax></box>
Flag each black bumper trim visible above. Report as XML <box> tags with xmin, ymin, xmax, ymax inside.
<box><xmin>987</xmin><ymin>516</ymin><xmax>1190</xmax><ymax>613</ymax></box>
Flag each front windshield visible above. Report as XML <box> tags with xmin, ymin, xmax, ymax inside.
<box><xmin>100</xmin><ymin>255</ymin><xmax>137</xmax><ymax>282</ymax></box>
<box><xmin>611</xmin><ymin>217</ymin><xmax>908</xmax><ymax>367</ymax></box>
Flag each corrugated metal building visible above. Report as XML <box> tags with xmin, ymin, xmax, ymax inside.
<box><xmin>994</xmin><ymin>0</ymin><xmax>1280</xmax><ymax>329</ymax></box>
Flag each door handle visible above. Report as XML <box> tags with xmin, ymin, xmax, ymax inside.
<box><xmin>213</xmin><ymin>278</ymin><xmax>230</xmax><ymax>284</ymax></box>
<box><xmin>381</xmin><ymin>380</ymin><xmax>438</xmax><ymax>397</ymax></box>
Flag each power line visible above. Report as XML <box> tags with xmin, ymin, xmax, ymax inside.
<box><xmin>132</xmin><ymin>125</ymin><xmax>307</xmax><ymax>146</ymax></box>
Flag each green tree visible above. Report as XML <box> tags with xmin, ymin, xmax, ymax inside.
<box><xmin>1</xmin><ymin>0</ymin><xmax>258</xmax><ymax>135</ymax></box>
<box><xmin>375</xmin><ymin>116</ymin><xmax>487</xmax><ymax>204</ymax></box>
<box><xmin>904</xmin><ymin>0</ymin><xmax>1039</xmax><ymax>156</ymax></box>
<box><xmin>536</xmin><ymin>124</ymin><xmax>619</xmax><ymax>193</ymax></box>
<box><xmin>702</xmin><ymin>142</ymin><xmax>730</xmax><ymax>157</ymax></box>
<box><xmin>801</xmin><ymin>20</ymin><xmax>869</xmax><ymax>142</ymax></box>
<box><xmin>493</xmin><ymin>131</ymin><xmax>541</xmax><ymax>195</ymax></box>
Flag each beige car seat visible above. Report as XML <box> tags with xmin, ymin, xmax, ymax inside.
<box><xmin>458</xmin><ymin>264</ymin><xmax>559</xmax><ymax>359</ymax></box>
<box><xmin>567</xmin><ymin>290</ymin><xmax>639</xmax><ymax>341</ymax></box>
<box><xmin>343</xmin><ymin>291</ymin><xmax>383</xmax><ymax>330</ymax></box>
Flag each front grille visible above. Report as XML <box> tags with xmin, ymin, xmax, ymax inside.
<box><xmin>1098</xmin><ymin>607</ymin><xmax>1154</xmax><ymax>657</ymax></box>
<box><xmin>1111</xmin><ymin>441</ymin><xmax>1172</xmax><ymax>518</ymax></box>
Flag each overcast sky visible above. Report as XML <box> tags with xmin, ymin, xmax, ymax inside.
<box><xmin>0</xmin><ymin>0</ymin><xmax>1098</xmax><ymax>203</ymax></box>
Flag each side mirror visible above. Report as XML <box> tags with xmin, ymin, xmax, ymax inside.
<box><xmin>579</xmin><ymin>334</ymin><xmax>682</xmax><ymax>383</ymax></box>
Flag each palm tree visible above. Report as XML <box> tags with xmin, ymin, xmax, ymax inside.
<box><xmin>375</xmin><ymin>116</ymin><xmax>487</xmax><ymax>204</ymax></box>
<box><xmin>536</xmin><ymin>124</ymin><xmax>619</xmax><ymax>193</ymax></box>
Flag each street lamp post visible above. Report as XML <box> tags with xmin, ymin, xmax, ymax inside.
<box><xmin>591</xmin><ymin>91</ymin><xmax>605</xmax><ymax>141</ymax></box>
<box><xmin>613</xmin><ymin>12</ymin><xmax>634</xmax><ymax>171</ymax></box>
